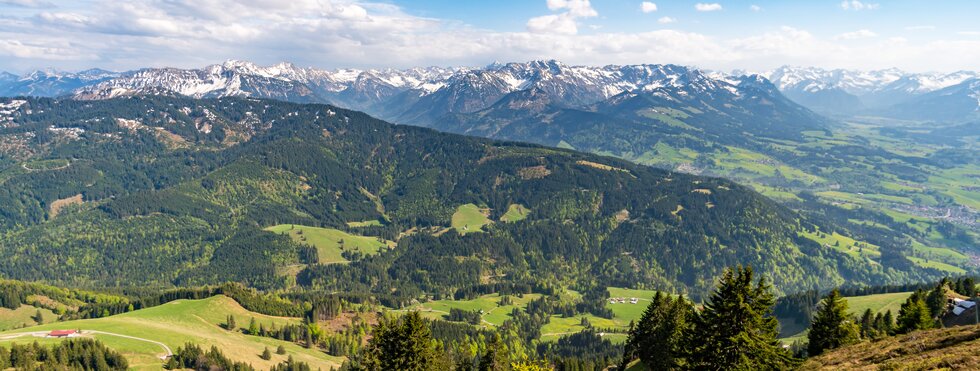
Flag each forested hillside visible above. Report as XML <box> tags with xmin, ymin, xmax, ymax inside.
<box><xmin>0</xmin><ymin>96</ymin><xmax>944</xmax><ymax>302</ymax></box>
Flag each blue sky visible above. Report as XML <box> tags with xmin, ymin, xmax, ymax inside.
<box><xmin>0</xmin><ymin>0</ymin><xmax>978</xmax><ymax>73</ymax></box>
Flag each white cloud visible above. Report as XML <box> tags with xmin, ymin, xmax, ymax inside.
<box><xmin>545</xmin><ymin>0</ymin><xmax>597</xmax><ymax>17</ymax></box>
<box><xmin>658</xmin><ymin>16</ymin><xmax>676</xmax><ymax>24</ymax></box>
<box><xmin>527</xmin><ymin>14</ymin><xmax>579</xmax><ymax>35</ymax></box>
<box><xmin>1</xmin><ymin>0</ymin><xmax>979</xmax><ymax>74</ymax></box>
<box><xmin>835</xmin><ymin>29</ymin><xmax>878</xmax><ymax>40</ymax></box>
<box><xmin>750</xmin><ymin>5</ymin><xmax>762</xmax><ymax>12</ymax></box>
<box><xmin>641</xmin><ymin>2</ymin><xmax>657</xmax><ymax>13</ymax></box>
<box><xmin>527</xmin><ymin>0</ymin><xmax>597</xmax><ymax>35</ymax></box>
<box><xmin>0</xmin><ymin>0</ymin><xmax>54</xmax><ymax>7</ymax></box>
<box><xmin>840</xmin><ymin>1</ymin><xmax>879</xmax><ymax>11</ymax></box>
<box><xmin>958</xmin><ymin>31</ymin><xmax>980</xmax><ymax>36</ymax></box>
<box><xmin>695</xmin><ymin>3</ymin><xmax>723</xmax><ymax>12</ymax></box>
<box><xmin>905</xmin><ymin>25</ymin><xmax>935</xmax><ymax>31</ymax></box>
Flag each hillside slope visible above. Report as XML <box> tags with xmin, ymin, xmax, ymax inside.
<box><xmin>0</xmin><ymin>96</ymin><xmax>942</xmax><ymax>301</ymax></box>
<box><xmin>0</xmin><ymin>295</ymin><xmax>343</xmax><ymax>370</ymax></box>
<box><xmin>802</xmin><ymin>324</ymin><xmax>980</xmax><ymax>370</ymax></box>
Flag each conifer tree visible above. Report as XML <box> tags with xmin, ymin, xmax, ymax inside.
<box><xmin>622</xmin><ymin>292</ymin><xmax>693</xmax><ymax>370</ymax></box>
<box><xmin>807</xmin><ymin>289</ymin><xmax>860</xmax><ymax>356</ymax></box>
<box><xmin>961</xmin><ymin>277</ymin><xmax>976</xmax><ymax>297</ymax></box>
<box><xmin>881</xmin><ymin>310</ymin><xmax>895</xmax><ymax>335</ymax></box>
<box><xmin>355</xmin><ymin>312</ymin><xmax>440</xmax><ymax>371</ymax></box>
<box><xmin>248</xmin><ymin>317</ymin><xmax>259</xmax><ymax>335</ymax></box>
<box><xmin>277</xmin><ymin>344</ymin><xmax>287</xmax><ymax>355</ymax></box>
<box><xmin>926</xmin><ymin>282</ymin><xmax>948</xmax><ymax>318</ymax></box>
<box><xmin>897</xmin><ymin>291</ymin><xmax>934</xmax><ymax>334</ymax></box>
<box><xmin>691</xmin><ymin>266</ymin><xmax>797</xmax><ymax>370</ymax></box>
<box><xmin>859</xmin><ymin>309</ymin><xmax>877</xmax><ymax>339</ymax></box>
<box><xmin>226</xmin><ymin>315</ymin><xmax>236</xmax><ymax>331</ymax></box>
<box><xmin>261</xmin><ymin>347</ymin><xmax>272</xmax><ymax>360</ymax></box>
<box><xmin>478</xmin><ymin>333</ymin><xmax>510</xmax><ymax>371</ymax></box>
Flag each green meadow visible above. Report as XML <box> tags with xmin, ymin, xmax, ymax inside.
<box><xmin>0</xmin><ymin>296</ymin><xmax>344</xmax><ymax>370</ymax></box>
<box><xmin>265</xmin><ymin>224</ymin><xmax>394</xmax><ymax>264</ymax></box>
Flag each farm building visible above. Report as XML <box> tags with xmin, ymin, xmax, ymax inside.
<box><xmin>48</xmin><ymin>330</ymin><xmax>78</xmax><ymax>338</ymax></box>
<box><xmin>949</xmin><ymin>299</ymin><xmax>977</xmax><ymax>316</ymax></box>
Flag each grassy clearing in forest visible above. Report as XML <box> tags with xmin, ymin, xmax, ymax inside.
<box><xmin>451</xmin><ymin>204</ymin><xmax>493</xmax><ymax>234</ymax></box>
<box><xmin>265</xmin><ymin>224</ymin><xmax>393</xmax><ymax>264</ymax></box>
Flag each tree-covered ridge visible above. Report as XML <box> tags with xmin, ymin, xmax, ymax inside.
<box><xmin>0</xmin><ymin>96</ymin><xmax>944</xmax><ymax>300</ymax></box>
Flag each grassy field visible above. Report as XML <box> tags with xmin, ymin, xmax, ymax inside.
<box><xmin>0</xmin><ymin>305</ymin><xmax>58</xmax><ymax>331</ymax></box>
<box><xmin>346</xmin><ymin>220</ymin><xmax>382</xmax><ymax>228</ymax></box>
<box><xmin>799</xmin><ymin>229</ymin><xmax>881</xmax><ymax>260</ymax></box>
<box><xmin>780</xmin><ymin>291</ymin><xmax>914</xmax><ymax>344</ymax></box>
<box><xmin>451</xmin><ymin>204</ymin><xmax>493</xmax><ymax>234</ymax></box>
<box><xmin>0</xmin><ymin>296</ymin><xmax>344</xmax><ymax>370</ymax></box>
<box><xmin>845</xmin><ymin>292</ymin><xmax>913</xmax><ymax>317</ymax></box>
<box><xmin>500</xmin><ymin>204</ymin><xmax>530</xmax><ymax>223</ymax></box>
<box><xmin>401</xmin><ymin>293</ymin><xmax>544</xmax><ymax>327</ymax></box>
<box><xmin>265</xmin><ymin>224</ymin><xmax>394</xmax><ymax>264</ymax></box>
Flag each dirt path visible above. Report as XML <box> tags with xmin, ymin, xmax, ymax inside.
<box><xmin>0</xmin><ymin>330</ymin><xmax>173</xmax><ymax>359</ymax></box>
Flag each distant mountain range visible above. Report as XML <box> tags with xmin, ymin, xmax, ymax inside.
<box><xmin>2</xmin><ymin>61</ymin><xmax>977</xmax><ymax>124</ymax></box>
<box><xmin>762</xmin><ymin>66</ymin><xmax>980</xmax><ymax>121</ymax></box>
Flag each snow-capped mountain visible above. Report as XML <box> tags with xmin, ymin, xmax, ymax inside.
<box><xmin>0</xmin><ymin>68</ymin><xmax>120</xmax><ymax>97</ymax></box>
<box><xmin>762</xmin><ymin>66</ymin><xmax>980</xmax><ymax>119</ymax></box>
<box><xmin>4</xmin><ymin>60</ymin><xmax>975</xmax><ymax>124</ymax></box>
<box><xmin>886</xmin><ymin>78</ymin><xmax>980</xmax><ymax>122</ymax></box>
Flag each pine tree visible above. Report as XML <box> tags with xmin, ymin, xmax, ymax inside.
<box><xmin>478</xmin><ymin>333</ymin><xmax>510</xmax><ymax>371</ymax></box>
<box><xmin>897</xmin><ymin>291</ymin><xmax>934</xmax><ymax>334</ymax></box>
<box><xmin>277</xmin><ymin>344</ymin><xmax>287</xmax><ymax>355</ymax></box>
<box><xmin>962</xmin><ymin>278</ymin><xmax>976</xmax><ymax>297</ymax></box>
<box><xmin>248</xmin><ymin>317</ymin><xmax>259</xmax><ymax>335</ymax></box>
<box><xmin>356</xmin><ymin>312</ymin><xmax>439</xmax><ymax>371</ymax></box>
<box><xmin>881</xmin><ymin>310</ymin><xmax>895</xmax><ymax>335</ymax></box>
<box><xmin>691</xmin><ymin>266</ymin><xmax>797</xmax><ymax>370</ymax></box>
<box><xmin>261</xmin><ymin>347</ymin><xmax>272</xmax><ymax>360</ymax></box>
<box><xmin>226</xmin><ymin>315</ymin><xmax>237</xmax><ymax>331</ymax></box>
<box><xmin>807</xmin><ymin>289</ymin><xmax>860</xmax><ymax>356</ymax></box>
<box><xmin>622</xmin><ymin>292</ymin><xmax>693</xmax><ymax>370</ymax></box>
<box><xmin>859</xmin><ymin>309</ymin><xmax>877</xmax><ymax>339</ymax></box>
<box><xmin>33</xmin><ymin>309</ymin><xmax>43</xmax><ymax>324</ymax></box>
<box><xmin>926</xmin><ymin>282</ymin><xmax>948</xmax><ymax>318</ymax></box>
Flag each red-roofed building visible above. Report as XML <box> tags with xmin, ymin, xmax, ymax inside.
<box><xmin>48</xmin><ymin>330</ymin><xmax>78</xmax><ymax>338</ymax></box>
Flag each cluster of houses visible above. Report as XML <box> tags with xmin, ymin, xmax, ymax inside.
<box><xmin>609</xmin><ymin>297</ymin><xmax>639</xmax><ymax>304</ymax></box>
<box><xmin>950</xmin><ymin>298</ymin><xmax>977</xmax><ymax>316</ymax></box>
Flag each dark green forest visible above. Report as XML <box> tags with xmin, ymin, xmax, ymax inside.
<box><xmin>0</xmin><ymin>96</ymin><xmax>946</xmax><ymax>304</ymax></box>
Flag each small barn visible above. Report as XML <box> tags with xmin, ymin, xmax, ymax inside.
<box><xmin>48</xmin><ymin>330</ymin><xmax>78</xmax><ymax>338</ymax></box>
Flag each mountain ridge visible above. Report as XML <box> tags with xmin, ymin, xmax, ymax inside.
<box><xmin>0</xmin><ymin>95</ymin><xmax>938</xmax><ymax>300</ymax></box>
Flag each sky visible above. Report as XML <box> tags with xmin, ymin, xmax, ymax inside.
<box><xmin>1</xmin><ymin>0</ymin><xmax>979</xmax><ymax>74</ymax></box>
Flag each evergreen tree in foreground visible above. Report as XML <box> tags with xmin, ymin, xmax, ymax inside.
<box><xmin>926</xmin><ymin>280</ymin><xmax>949</xmax><ymax>318</ymax></box>
<box><xmin>353</xmin><ymin>312</ymin><xmax>443</xmax><ymax>371</ymax></box>
<box><xmin>621</xmin><ymin>292</ymin><xmax>694</xmax><ymax>370</ymax></box>
<box><xmin>691</xmin><ymin>266</ymin><xmax>797</xmax><ymax>370</ymax></box>
<box><xmin>807</xmin><ymin>289</ymin><xmax>859</xmax><ymax>356</ymax></box>
<box><xmin>897</xmin><ymin>291</ymin><xmax>934</xmax><ymax>334</ymax></box>
<box><xmin>479</xmin><ymin>333</ymin><xmax>510</xmax><ymax>371</ymax></box>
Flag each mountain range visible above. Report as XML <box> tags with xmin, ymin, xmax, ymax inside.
<box><xmin>0</xmin><ymin>95</ymin><xmax>936</xmax><ymax>300</ymax></box>
<box><xmin>2</xmin><ymin>60</ymin><xmax>978</xmax><ymax>124</ymax></box>
<box><xmin>762</xmin><ymin>66</ymin><xmax>980</xmax><ymax>121</ymax></box>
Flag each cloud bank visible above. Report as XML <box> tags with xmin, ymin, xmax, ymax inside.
<box><xmin>0</xmin><ymin>0</ymin><xmax>977</xmax><ymax>73</ymax></box>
